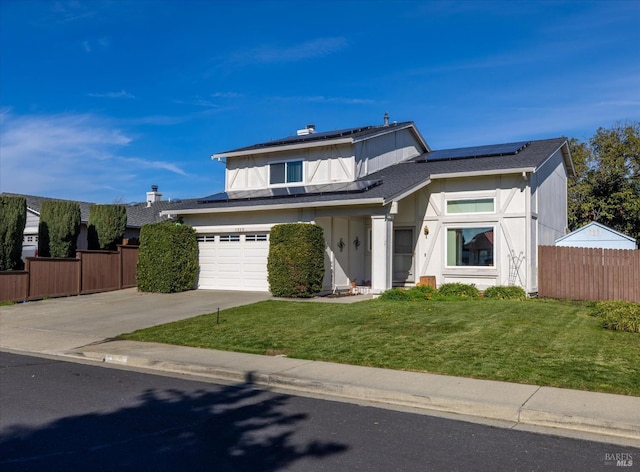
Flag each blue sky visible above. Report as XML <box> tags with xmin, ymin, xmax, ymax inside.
<box><xmin>1</xmin><ymin>0</ymin><xmax>639</xmax><ymax>204</ymax></box>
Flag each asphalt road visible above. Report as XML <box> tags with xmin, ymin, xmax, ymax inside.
<box><xmin>1</xmin><ymin>352</ymin><xmax>637</xmax><ymax>472</ymax></box>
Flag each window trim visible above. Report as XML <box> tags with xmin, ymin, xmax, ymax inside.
<box><xmin>268</xmin><ymin>159</ymin><xmax>304</xmax><ymax>186</ymax></box>
<box><xmin>445</xmin><ymin>197</ymin><xmax>495</xmax><ymax>215</ymax></box>
<box><xmin>445</xmin><ymin>225</ymin><xmax>496</xmax><ymax>269</ymax></box>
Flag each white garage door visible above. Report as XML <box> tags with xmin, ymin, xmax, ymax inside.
<box><xmin>197</xmin><ymin>233</ymin><xmax>270</xmax><ymax>291</ymax></box>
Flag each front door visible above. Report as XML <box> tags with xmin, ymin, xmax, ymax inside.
<box><xmin>393</xmin><ymin>228</ymin><xmax>414</xmax><ymax>283</ymax></box>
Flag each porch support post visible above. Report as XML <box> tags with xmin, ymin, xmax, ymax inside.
<box><xmin>371</xmin><ymin>214</ymin><xmax>394</xmax><ymax>293</ymax></box>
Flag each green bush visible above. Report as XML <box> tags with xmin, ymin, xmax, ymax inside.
<box><xmin>591</xmin><ymin>301</ymin><xmax>640</xmax><ymax>333</ymax></box>
<box><xmin>38</xmin><ymin>200</ymin><xmax>81</xmax><ymax>258</ymax></box>
<box><xmin>0</xmin><ymin>195</ymin><xmax>27</xmax><ymax>270</ymax></box>
<box><xmin>88</xmin><ymin>204</ymin><xmax>128</xmax><ymax>250</ymax></box>
<box><xmin>267</xmin><ymin>223</ymin><xmax>325</xmax><ymax>298</ymax></box>
<box><xmin>437</xmin><ymin>282</ymin><xmax>480</xmax><ymax>299</ymax></box>
<box><xmin>136</xmin><ymin>221</ymin><xmax>199</xmax><ymax>293</ymax></box>
<box><xmin>379</xmin><ymin>285</ymin><xmax>437</xmax><ymax>301</ymax></box>
<box><xmin>484</xmin><ymin>285</ymin><xmax>527</xmax><ymax>300</ymax></box>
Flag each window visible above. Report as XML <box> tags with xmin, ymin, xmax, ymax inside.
<box><xmin>446</xmin><ymin>227</ymin><xmax>494</xmax><ymax>267</ymax></box>
<box><xmin>446</xmin><ymin>198</ymin><xmax>494</xmax><ymax>214</ymax></box>
<box><xmin>270</xmin><ymin>160</ymin><xmax>303</xmax><ymax>185</ymax></box>
<box><xmin>196</xmin><ymin>235</ymin><xmax>215</xmax><ymax>242</ymax></box>
<box><xmin>245</xmin><ymin>234</ymin><xmax>268</xmax><ymax>242</ymax></box>
<box><xmin>219</xmin><ymin>234</ymin><xmax>240</xmax><ymax>242</ymax></box>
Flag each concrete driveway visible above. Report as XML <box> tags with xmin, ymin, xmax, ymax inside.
<box><xmin>0</xmin><ymin>288</ymin><xmax>272</xmax><ymax>354</ymax></box>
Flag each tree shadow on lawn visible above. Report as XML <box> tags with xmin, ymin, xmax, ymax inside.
<box><xmin>0</xmin><ymin>372</ymin><xmax>347</xmax><ymax>471</ymax></box>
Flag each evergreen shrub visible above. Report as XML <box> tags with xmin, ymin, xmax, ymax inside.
<box><xmin>88</xmin><ymin>204</ymin><xmax>128</xmax><ymax>250</ymax></box>
<box><xmin>0</xmin><ymin>195</ymin><xmax>27</xmax><ymax>270</ymax></box>
<box><xmin>267</xmin><ymin>223</ymin><xmax>325</xmax><ymax>298</ymax></box>
<box><xmin>437</xmin><ymin>282</ymin><xmax>480</xmax><ymax>299</ymax></box>
<box><xmin>38</xmin><ymin>200</ymin><xmax>81</xmax><ymax>258</ymax></box>
<box><xmin>483</xmin><ymin>285</ymin><xmax>527</xmax><ymax>300</ymax></box>
<box><xmin>591</xmin><ymin>301</ymin><xmax>640</xmax><ymax>333</ymax></box>
<box><xmin>136</xmin><ymin>221</ymin><xmax>199</xmax><ymax>293</ymax></box>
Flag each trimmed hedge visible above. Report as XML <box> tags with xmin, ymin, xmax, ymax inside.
<box><xmin>38</xmin><ymin>200</ymin><xmax>81</xmax><ymax>258</ymax></box>
<box><xmin>88</xmin><ymin>204</ymin><xmax>128</xmax><ymax>250</ymax></box>
<box><xmin>136</xmin><ymin>221</ymin><xmax>199</xmax><ymax>293</ymax></box>
<box><xmin>437</xmin><ymin>282</ymin><xmax>480</xmax><ymax>298</ymax></box>
<box><xmin>0</xmin><ymin>195</ymin><xmax>27</xmax><ymax>270</ymax></box>
<box><xmin>483</xmin><ymin>286</ymin><xmax>527</xmax><ymax>300</ymax></box>
<box><xmin>591</xmin><ymin>301</ymin><xmax>640</xmax><ymax>333</ymax></box>
<box><xmin>267</xmin><ymin>223</ymin><xmax>325</xmax><ymax>298</ymax></box>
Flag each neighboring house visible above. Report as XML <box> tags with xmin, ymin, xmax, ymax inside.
<box><xmin>163</xmin><ymin>118</ymin><xmax>574</xmax><ymax>294</ymax></box>
<box><xmin>555</xmin><ymin>221</ymin><xmax>637</xmax><ymax>249</ymax></box>
<box><xmin>2</xmin><ymin>186</ymin><xmax>188</xmax><ymax>250</ymax></box>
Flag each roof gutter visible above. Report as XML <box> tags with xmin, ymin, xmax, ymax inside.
<box><xmin>429</xmin><ymin>168</ymin><xmax>536</xmax><ymax>180</ymax></box>
<box><xmin>160</xmin><ymin>197</ymin><xmax>385</xmax><ymax>217</ymax></box>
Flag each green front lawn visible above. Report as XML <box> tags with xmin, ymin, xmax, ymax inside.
<box><xmin>119</xmin><ymin>298</ymin><xmax>640</xmax><ymax>396</ymax></box>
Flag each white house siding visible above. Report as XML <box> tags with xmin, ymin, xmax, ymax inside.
<box><xmin>409</xmin><ymin>174</ymin><xmax>531</xmax><ymax>291</ymax></box>
<box><xmin>355</xmin><ymin>129</ymin><xmax>424</xmax><ymax>178</ymax></box>
<box><xmin>534</xmin><ymin>148</ymin><xmax>568</xmax><ymax>245</ymax></box>
<box><xmin>184</xmin><ymin>207</ymin><xmax>374</xmax><ymax>292</ymax></box>
<box><xmin>225</xmin><ymin>144</ymin><xmax>355</xmax><ymax>190</ymax></box>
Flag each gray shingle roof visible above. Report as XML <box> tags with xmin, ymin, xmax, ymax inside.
<box><xmin>168</xmin><ymin>137</ymin><xmax>568</xmax><ymax>213</ymax></box>
<box><xmin>216</xmin><ymin>121</ymin><xmax>420</xmax><ymax>155</ymax></box>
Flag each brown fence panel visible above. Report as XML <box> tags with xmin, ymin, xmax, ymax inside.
<box><xmin>120</xmin><ymin>245</ymin><xmax>139</xmax><ymax>288</ymax></box>
<box><xmin>0</xmin><ymin>271</ymin><xmax>29</xmax><ymax>302</ymax></box>
<box><xmin>538</xmin><ymin>246</ymin><xmax>640</xmax><ymax>302</ymax></box>
<box><xmin>27</xmin><ymin>258</ymin><xmax>81</xmax><ymax>300</ymax></box>
<box><xmin>78</xmin><ymin>250</ymin><xmax>120</xmax><ymax>294</ymax></box>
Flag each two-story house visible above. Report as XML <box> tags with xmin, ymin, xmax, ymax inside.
<box><xmin>164</xmin><ymin>117</ymin><xmax>574</xmax><ymax>295</ymax></box>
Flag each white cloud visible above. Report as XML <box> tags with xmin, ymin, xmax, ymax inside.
<box><xmin>88</xmin><ymin>90</ymin><xmax>135</xmax><ymax>99</ymax></box>
<box><xmin>0</xmin><ymin>111</ymin><xmax>187</xmax><ymax>201</ymax></box>
<box><xmin>230</xmin><ymin>37</ymin><xmax>348</xmax><ymax>65</ymax></box>
<box><xmin>268</xmin><ymin>95</ymin><xmax>374</xmax><ymax>105</ymax></box>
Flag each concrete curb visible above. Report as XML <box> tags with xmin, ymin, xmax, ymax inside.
<box><xmin>71</xmin><ymin>347</ymin><xmax>640</xmax><ymax>443</ymax></box>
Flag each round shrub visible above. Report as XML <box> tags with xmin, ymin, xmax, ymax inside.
<box><xmin>483</xmin><ymin>286</ymin><xmax>527</xmax><ymax>300</ymax></box>
<box><xmin>379</xmin><ymin>285</ymin><xmax>437</xmax><ymax>301</ymax></box>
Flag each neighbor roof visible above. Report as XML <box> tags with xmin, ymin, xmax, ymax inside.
<box><xmin>1</xmin><ymin>193</ymin><xmax>193</xmax><ymax>228</ymax></box>
<box><xmin>165</xmin><ymin>137</ymin><xmax>570</xmax><ymax>215</ymax></box>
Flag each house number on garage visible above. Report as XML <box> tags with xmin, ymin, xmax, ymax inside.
<box><xmin>235</xmin><ymin>228</ymin><xmax>244</xmax><ymax>232</ymax></box>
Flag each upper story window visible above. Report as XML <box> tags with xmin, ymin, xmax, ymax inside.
<box><xmin>270</xmin><ymin>160</ymin><xmax>303</xmax><ymax>185</ymax></box>
<box><xmin>446</xmin><ymin>198</ymin><xmax>495</xmax><ymax>214</ymax></box>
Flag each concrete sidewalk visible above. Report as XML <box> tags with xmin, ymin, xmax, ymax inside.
<box><xmin>1</xmin><ymin>289</ymin><xmax>639</xmax><ymax>446</ymax></box>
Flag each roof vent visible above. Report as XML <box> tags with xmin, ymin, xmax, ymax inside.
<box><xmin>296</xmin><ymin>124</ymin><xmax>316</xmax><ymax>136</ymax></box>
<box><xmin>383</xmin><ymin>112</ymin><xmax>389</xmax><ymax>126</ymax></box>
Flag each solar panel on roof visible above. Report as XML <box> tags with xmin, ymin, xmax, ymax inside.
<box><xmin>198</xmin><ymin>179</ymin><xmax>382</xmax><ymax>203</ymax></box>
<box><xmin>418</xmin><ymin>141</ymin><xmax>529</xmax><ymax>162</ymax></box>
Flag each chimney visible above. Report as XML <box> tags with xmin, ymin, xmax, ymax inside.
<box><xmin>383</xmin><ymin>112</ymin><xmax>389</xmax><ymax>126</ymax></box>
<box><xmin>146</xmin><ymin>185</ymin><xmax>162</xmax><ymax>207</ymax></box>
<box><xmin>296</xmin><ymin>124</ymin><xmax>316</xmax><ymax>136</ymax></box>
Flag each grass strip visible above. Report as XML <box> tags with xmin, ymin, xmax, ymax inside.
<box><xmin>119</xmin><ymin>298</ymin><xmax>640</xmax><ymax>396</ymax></box>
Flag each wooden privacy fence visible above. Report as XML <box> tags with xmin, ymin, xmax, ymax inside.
<box><xmin>0</xmin><ymin>245</ymin><xmax>139</xmax><ymax>303</ymax></box>
<box><xmin>538</xmin><ymin>246</ymin><xmax>640</xmax><ymax>302</ymax></box>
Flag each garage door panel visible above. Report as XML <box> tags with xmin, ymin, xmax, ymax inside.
<box><xmin>197</xmin><ymin>234</ymin><xmax>269</xmax><ymax>291</ymax></box>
